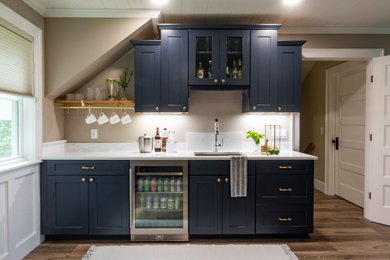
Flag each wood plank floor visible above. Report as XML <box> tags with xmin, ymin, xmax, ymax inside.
<box><xmin>24</xmin><ymin>191</ymin><xmax>390</xmax><ymax>260</ymax></box>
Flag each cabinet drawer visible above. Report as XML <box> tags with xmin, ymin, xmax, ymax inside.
<box><xmin>45</xmin><ymin>160</ymin><xmax>129</xmax><ymax>176</ymax></box>
<box><xmin>256</xmin><ymin>204</ymin><xmax>313</xmax><ymax>234</ymax></box>
<box><xmin>190</xmin><ymin>161</ymin><xmax>230</xmax><ymax>176</ymax></box>
<box><xmin>256</xmin><ymin>160</ymin><xmax>313</xmax><ymax>175</ymax></box>
<box><xmin>256</xmin><ymin>175</ymin><xmax>313</xmax><ymax>203</ymax></box>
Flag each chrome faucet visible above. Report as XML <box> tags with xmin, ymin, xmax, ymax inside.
<box><xmin>214</xmin><ymin>118</ymin><xmax>223</xmax><ymax>152</ymax></box>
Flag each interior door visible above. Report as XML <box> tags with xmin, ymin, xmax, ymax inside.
<box><xmin>334</xmin><ymin>62</ymin><xmax>367</xmax><ymax>207</ymax></box>
<box><xmin>365</xmin><ymin>56</ymin><xmax>390</xmax><ymax>226</ymax></box>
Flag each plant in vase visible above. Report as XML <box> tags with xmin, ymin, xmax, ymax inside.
<box><xmin>105</xmin><ymin>66</ymin><xmax>133</xmax><ymax>100</ymax></box>
<box><xmin>246</xmin><ymin>130</ymin><xmax>265</xmax><ymax>153</ymax></box>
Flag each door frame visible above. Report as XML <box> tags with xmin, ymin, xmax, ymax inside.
<box><xmin>320</xmin><ymin>49</ymin><xmax>384</xmax><ymax>199</ymax></box>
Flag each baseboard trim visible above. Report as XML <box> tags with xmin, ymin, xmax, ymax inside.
<box><xmin>314</xmin><ymin>179</ymin><xmax>325</xmax><ymax>193</ymax></box>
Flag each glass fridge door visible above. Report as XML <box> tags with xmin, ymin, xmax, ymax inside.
<box><xmin>134</xmin><ymin>172</ymin><xmax>184</xmax><ymax>228</ymax></box>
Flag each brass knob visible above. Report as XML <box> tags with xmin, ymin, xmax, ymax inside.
<box><xmin>221</xmin><ymin>79</ymin><xmax>226</xmax><ymax>84</ymax></box>
<box><xmin>278</xmin><ymin>217</ymin><xmax>292</xmax><ymax>222</ymax></box>
<box><xmin>252</xmin><ymin>106</ymin><xmax>256</xmax><ymax>111</ymax></box>
<box><xmin>214</xmin><ymin>79</ymin><xmax>218</xmax><ymax>84</ymax></box>
<box><xmin>277</xmin><ymin>106</ymin><xmax>282</xmax><ymax>111</ymax></box>
<box><xmin>225</xmin><ymin>178</ymin><xmax>229</xmax><ymax>183</ymax></box>
<box><xmin>89</xmin><ymin>178</ymin><xmax>94</xmax><ymax>183</ymax></box>
<box><xmin>183</xmin><ymin>106</ymin><xmax>187</xmax><ymax>111</ymax></box>
<box><xmin>155</xmin><ymin>106</ymin><xmax>159</xmax><ymax>111</ymax></box>
<box><xmin>81</xmin><ymin>178</ymin><xmax>86</xmax><ymax>182</ymax></box>
<box><xmin>217</xmin><ymin>178</ymin><xmax>221</xmax><ymax>183</ymax></box>
<box><xmin>81</xmin><ymin>166</ymin><xmax>95</xmax><ymax>170</ymax></box>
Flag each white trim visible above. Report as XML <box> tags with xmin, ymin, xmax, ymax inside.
<box><xmin>0</xmin><ymin>2</ymin><xmax>43</xmax><ymax>160</ymax></box>
<box><xmin>303</xmin><ymin>48</ymin><xmax>384</xmax><ymax>61</ymax></box>
<box><xmin>314</xmin><ymin>179</ymin><xmax>325</xmax><ymax>193</ymax></box>
<box><xmin>280</xmin><ymin>26</ymin><xmax>390</xmax><ymax>35</ymax></box>
<box><xmin>45</xmin><ymin>8</ymin><xmax>161</xmax><ymax>18</ymax></box>
<box><xmin>22</xmin><ymin>0</ymin><xmax>47</xmax><ymax>17</ymax></box>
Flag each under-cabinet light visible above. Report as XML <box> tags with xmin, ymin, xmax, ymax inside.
<box><xmin>151</xmin><ymin>0</ymin><xmax>169</xmax><ymax>7</ymax></box>
<box><xmin>283</xmin><ymin>0</ymin><xmax>301</xmax><ymax>6</ymax></box>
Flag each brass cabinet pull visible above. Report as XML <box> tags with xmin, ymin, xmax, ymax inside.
<box><xmin>221</xmin><ymin>79</ymin><xmax>226</xmax><ymax>84</ymax></box>
<box><xmin>155</xmin><ymin>106</ymin><xmax>159</xmax><ymax>111</ymax></box>
<box><xmin>81</xmin><ymin>178</ymin><xmax>86</xmax><ymax>182</ymax></box>
<box><xmin>277</xmin><ymin>106</ymin><xmax>282</xmax><ymax>111</ymax></box>
<box><xmin>278</xmin><ymin>217</ymin><xmax>292</xmax><ymax>222</ymax></box>
<box><xmin>279</xmin><ymin>166</ymin><xmax>292</xmax><ymax>169</ymax></box>
<box><xmin>81</xmin><ymin>166</ymin><xmax>95</xmax><ymax>170</ymax></box>
<box><xmin>214</xmin><ymin>79</ymin><xmax>218</xmax><ymax>84</ymax></box>
<box><xmin>252</xmin><ymin>106</ymin><xmax>256</xmax><ymax>111</ymax></box>
<box><xmin>279</xmin><ymin>188</ymin><xmax>292</xmax><ymax>192</ymax></box>
<box><xmin>225</xmin><ymin>178</ymin><xmax>229</xmax><ymax>183</ymax></box>
<box><xmin>182</xmin><ymin>106</ymin><xmax>187</xmax><ymax>111</ymax></box>
<box><xmin>217</xmin><ymin>178</ymin><xmax>221</xmax><ymax>183</ymax></box>
<box><xmin>89</xmin><ymin>178</ymin><xmax>94</xmax><ymax>182</ymax></box>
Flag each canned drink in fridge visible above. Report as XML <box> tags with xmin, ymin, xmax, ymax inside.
<box><xmin>145</xmin><ymin>196</ymin><xmax>152</xmax><ymax>209</ymax></box>
<box><xmin>137</xmin><ymin>177</ymin><xmax>144</xmax><ymax>192</ymax></box>
<box><xmin>163</xmin><ymin>178</ymin><xmax>170</xmax><ymax>192</ymax></box>
<box><xmin>153</xmin><ymin>197</ymin><xmax>159</xmax><ymax>209</ymax></box>
<box><xmin>160</xmin><ymin>196</ymin><xmax>167</xmax><ymax>209</ymax></box>
<box><xmin>170</xmin><ymin>177</ymin><xmax>176</xmax><ymax>192</ymax></box>
<box><xmin>174</xmin><ymin>196</ymin><xmax>181</xmax><ymax>210</ymax></box>
<box><xmin>144</xmin><ymin>177</ymin><xmax>150</xmax><ymax>192</ymax></box>
<box><xmin>157</xmin><ymin>178</ymin><xmax>163</xmax><ymax>192</ymax></box>
<box><xmin>151</xmin><ymin>177</ymin><xmax>157</xmax><ymax>192</ymax></box>
<box><xmin>168</xmin><ymin>197</ymin><xmax>174</xmax><ymax>210</ymax></box>
<box><xmin>176</xmin><ymin>178</ymin><xmax>183</xmax><ymax>192</ymax></box>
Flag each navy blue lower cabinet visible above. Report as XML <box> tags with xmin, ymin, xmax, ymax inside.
<box><xmin>189</xmin><ymin>176</ymin><xmax>223</xmax><ymax>235</ymax></box>
<box><xmin>222</xmin><ymin>176</ymin><xmax>255</xmax><ymax>234</ymax></box>
<box><xmin>89</xmin><ymin>176</ymin><xmax>129</xmax><ymax>235</ymax></box>
<box><xmin>47</xmin><ymin>176</ymin><xmax>89</xmax><ymax>235</ymax></box>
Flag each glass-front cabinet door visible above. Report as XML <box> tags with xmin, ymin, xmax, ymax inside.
<box><xmin>189</xmin><ymin>31</ymin><xmax>219</xmax><ymax>85</ymax></box>
<box><xmin>219</xmin><ymin>30</ymin><xmax>250</xmax><ymax>85</ymax></box>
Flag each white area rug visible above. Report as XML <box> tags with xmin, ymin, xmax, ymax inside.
<box><xmin>82</xmin><ymin>244</ymin><xmax>299</xmax><ymax>260</ymax></box>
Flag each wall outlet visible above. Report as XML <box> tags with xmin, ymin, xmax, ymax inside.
<box><xmin>91</xmin><ymin>129</ymin><xmax>98</xmax><ymax>139</ymax></box>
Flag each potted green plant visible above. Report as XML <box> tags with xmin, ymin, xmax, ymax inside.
<box><xmin>105</xmin><ymin>66</ymin><xmax>133</xmax><ymax>100</ymax></box>
<box><xmin>246</xmin><ymin>130</ymin><xmax>265</xmax><ymax>153</ymax></box>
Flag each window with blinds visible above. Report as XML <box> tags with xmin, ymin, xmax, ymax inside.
<box><xmin>0</xmin><ymin>24</ymin><xmax>33</xmax><ymax>96</ymax></box>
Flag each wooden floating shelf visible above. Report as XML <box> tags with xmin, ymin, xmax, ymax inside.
<box><xmin>55</xmin><ymin>100</ymin><xmax>135</xmax><ymax>105</ymax></box>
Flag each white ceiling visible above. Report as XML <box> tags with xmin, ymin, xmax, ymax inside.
<box><xmin>24</xmin><ymin>0</ymin><xmax>390</xmax><ymax>34</ymax></box>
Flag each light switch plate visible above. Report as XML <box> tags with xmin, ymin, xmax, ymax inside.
<box><xmin>91</xmin><ymin>129</ymin><xmax>98</xmax><ymax>139</ymax></box>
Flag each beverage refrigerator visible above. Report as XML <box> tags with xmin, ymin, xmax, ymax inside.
<box><xmin>130</xmin><ymin>160</ymin><xmax>188</xmax><ymax>241</ymax></box>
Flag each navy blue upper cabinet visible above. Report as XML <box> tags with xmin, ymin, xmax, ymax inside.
<box><xmin>132</xmin><ymin>41</ymin><xmax>161</xmax><ymax>112</ymax></box>
<box><xmin>246</xmin><ymin>30</ymin><xmax>278</xmax><ymax>112</ymax></box>
<box><xmin>161</xmin><ymin>30</ymin><xmax>189</xmax><ymax>112</ymax></box>
<box><xmin>188</xmin><ymin>30</ymin><xmax>250</xmax><ymax>86</ymax></box>
<box><xmin>277</xmin><ymin>41</ymin><xmax>306</xmax><ymax>112</ymax></box>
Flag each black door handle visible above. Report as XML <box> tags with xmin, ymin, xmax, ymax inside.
<box><xmin>332</xmin><ymin>137</ymin><xmax>339</xmax><ymax>150</ymax></box>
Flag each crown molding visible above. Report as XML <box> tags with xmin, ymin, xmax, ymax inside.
<box><xmin>23</xmin><ymin>0</ymin><xmax>47</xmax><ymax>17</ymax></box>
<box><xmin>280</xmin><ymin>26</ymin><xmax>390</xmax><ymax>34</ymax></box>
<box><xmin>45</xmin><ymin>8</ymin><xmax>161</xmax><ymax>18</ymax></box>
<box><xmin>302</xmin><ymin>48</ymin><xmax>384</xmax><ymax>61</ymax></box>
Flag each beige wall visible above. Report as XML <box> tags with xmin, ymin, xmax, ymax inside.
<box><xmin>300</xmin><ymin>61</ymin><xmax>345</xmax><ymax>182</ymax></box>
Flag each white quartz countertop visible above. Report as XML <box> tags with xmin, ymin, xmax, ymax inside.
<box><xmin>41</xmin><ymin>150</ymin><xmax>317</xmax><ymax>161</ymax></box>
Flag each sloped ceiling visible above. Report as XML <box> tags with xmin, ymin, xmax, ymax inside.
<box><xmin>45</xmin><ymin>18</ymin><xmax>155</xmax><ymax>99</ymax></box>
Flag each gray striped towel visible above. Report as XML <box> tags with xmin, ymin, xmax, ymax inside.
<box><xmin>230</xmin><ymin>154</ymin><xmax>247</xmax><ymax>197</ymax></box>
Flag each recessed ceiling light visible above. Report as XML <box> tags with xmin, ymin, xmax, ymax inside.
<box><xmin>283</xmin><ymin>0</ymin><xmax>301</xmax><ymax>6</ymax></box>
<box><xmin>151</xmin><ymin>0</ymin><xmax>169</xmax><ymax>6</ymax></box>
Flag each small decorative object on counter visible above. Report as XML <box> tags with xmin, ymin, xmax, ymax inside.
<box><xmin>265</xmin><ymin>125</ymin><xmax>281</xmax><ymax>155</ymax></box>
<box><xmin>155</xmin><ymin>127</ymin><xmax>162</xmax><ymax>152</ymax></box>
<box><xmin>166</xmin><ymin>131</ymin><xmax>178</xmax><ymax>153</ymax></box>
<box><xmin>138</xmin><ymin>134</ymin><xmax>154</xmax><ymax>153</ymax></box>
<box><xmin>162</xmin><ymin>128</ymin><xmax>168</xmax><ymax>152</ymax></box>
<box><xmin>246</xmin><ymin>130</ymin><xmax>265</xmax><ymax>153</ymax></box>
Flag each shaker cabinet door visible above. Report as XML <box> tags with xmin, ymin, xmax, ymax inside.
<box><xmin>47</xmin><ymin>176</ymin><xmax>89</xmax><ymax>235</ymax></box>
<box><xmin>189</xmin><ymin>176</ymin><xmax>223</xmax><ymax>235</ymax></box>
<box><xmin>89</xmin><ymin>176</ymin><xmax>130</xmax><ymax>235</ymax></box>
<box><xmin>161</xmin><ymin>30</ymin><xmax>189</xmax><ymax>112</ymax></box>
<box><xmin>134</xmin><ymin>44</ymin><xmax>161</xmax><ymax>112</ymax></box>
<box><xmin>222</xmin><ymin>176</ymin><xmax>255</xmax><ymax>234</ymax></box>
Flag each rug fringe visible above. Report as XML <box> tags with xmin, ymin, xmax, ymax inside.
<box><xmin>281</xmin><ymin>244</ymin><xmax>299</xmax><ymax>260</ymax></box>
<box><xmin>81</xmin><ymin>245</ymin><xmax>97</xmax><ymax>260</ymax></box>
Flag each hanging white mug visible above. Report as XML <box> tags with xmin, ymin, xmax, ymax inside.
<box><xmin>85</xmin><ymin>111</ymin><xmax>96</xmax><ymax>124</ymax></box>
<box><xmin>109</xmin><ymin>111</ymin><xmax>120</xmax><ymax>124</ymax></box>
<box><xmin>121</xmin><ymin>112</ymin><xmax>132</xmax><ymax>125</ymax></box>
<box><xmin>97</xmin><ymin>111</ymin><xmax>109</xmax><ymax>125</ymax></box>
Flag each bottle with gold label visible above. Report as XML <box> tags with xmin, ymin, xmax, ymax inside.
<box><xmin>237</xmin><ymin>58</ymin><xmax>242</xmax><ymax>79</ymax></box>
<box><xmin>232</xmin><ymin>60</ymin><xmax>238</xmax><ymax>79</ymax></box>
<box><xmin>197</xmin><ymin>62</ymin><xmax>204</xmax><ymax>79</ymax></box>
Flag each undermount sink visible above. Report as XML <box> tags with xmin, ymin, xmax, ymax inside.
<box><xmin>194</xmin><ymin>152</ymin><xmax>243</xmax><ymax>156</ymax></box>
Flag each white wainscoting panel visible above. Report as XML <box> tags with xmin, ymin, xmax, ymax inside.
<box><xmin>0</xmin><ymin>164</ymin><xmax>41</xmax><ymax>260</ymax></box>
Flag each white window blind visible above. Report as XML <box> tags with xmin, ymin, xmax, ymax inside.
<box><xmin>0</xmin><ymin>24</ymin><xmax>33</xmax><ymax>96</ymax></box>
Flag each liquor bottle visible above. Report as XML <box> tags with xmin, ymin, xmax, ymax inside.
<box><xmin>237</xmin><ymin>58</ymin><xmax>242</xmax><ymax>79</ymax></box>
<box><xmin>207</xmin><ymin>60</ymin><xmax>213</xmax><ymax>78</ymax></box>
<box><xmin>226</xmin><ymin>66</ymin><xmax>230</xmax><ymax>78</ymax></box>
<box><xmin>232</xmin><ymin>60</ymin><xmax>238</xmax><ymax>79</ymax></box>
<box><xmin>162</xmin><ymin>128</ymin><xmax>168</xmax><ymax>152</ymax></box>
<box><xmin>154</xmin><ymin>127</ymin><xmax>162</xmax><ymax>152</ymax></box>
<box><xmin>197</xmin><ymin>62</ymin><xmax>204</xmax><ymax>78</ymax></box>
